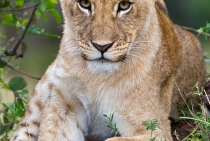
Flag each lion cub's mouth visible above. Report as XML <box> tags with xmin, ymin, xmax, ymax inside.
<box><xmin>81</xmin><ymin>53</ymin><xmax>127</xmax><ymax>63</ymax></box>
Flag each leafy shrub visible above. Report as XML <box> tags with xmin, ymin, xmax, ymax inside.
<box><xmin>0</xmin><ymin>0</ymin><xmax>61</xmax><ymax>140</ymax></box>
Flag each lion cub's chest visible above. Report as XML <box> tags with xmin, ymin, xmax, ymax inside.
<box><xmin>78</xmin><ymin>86</ymin><xmax>122</xmax><ymax>140</ymax></box>
<box><xmin>84</xmin><ymin>102</ymin><xmax>114</xmax><ymax>141</ymax></box>
<box><xmin>65</xmin><ymin>75</ymin><xmax>132</xmax><ymax>139</ymax></box>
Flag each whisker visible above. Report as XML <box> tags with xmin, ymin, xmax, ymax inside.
<box><xmin>129</xmin><ymin>48</ymin><xmax>148</xmax><ymax>54</ymax></box>
<box><xmin>127</xmin><ymin>41</ymin><xmax>152</xmax><ymax>44</ymax></box>
<box><xmin>129</xmin><ymin>46</ymin><xmax>147</xmax><ymax>49</ymax></box>
<box><xmin>127</xmin><ymin>53</ymin><xmax>142</xmax><ymax>60</ymax></box>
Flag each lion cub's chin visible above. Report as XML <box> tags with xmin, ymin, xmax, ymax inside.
<box><xmin>86</xmin><ymin>60</ymin><xmax>120</xmax><ymax>73</ymax></box>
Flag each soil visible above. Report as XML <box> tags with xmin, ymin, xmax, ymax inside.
<box><xmin>171</xmin><ymin>119</ymin><xmax>196</xmax><ymax>141</ymax></box>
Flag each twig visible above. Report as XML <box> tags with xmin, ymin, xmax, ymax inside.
<box><xmin>0</xmin><ymin>77</ymin><xmax>10</xmax><ymax>89</ymax></box>
<box><xmin>4</xmin><ymin>3</ymin><xmax>40</xmax><ymax>57</ymax></box>
<box><xmin>0</xmin><ymin>55</ymin><xmax>40</xmax><ymax>80</ymax></box>
<box><xmin>181</xmin><ymin>125</ymin><xmax>199</xmax><ymax>141</ymax></box>
<box><xmin>204</xmin><ymin>90</ymin><xmax>210</xmax><ymax>106</ymax></box>
<box><xmin>181</xmin><ymin>26</ymin><xmax>210</xmax><ymax>37</ymax></box>
<box><xmin>175</xmin><ymin>80</ymin><xmax>191</xmax><ymax>110</ymax></box>
<box><xmin>0</xmin><ymin>3</ymin><xmax>39</xmax><ymax>12</ymax></box>
<box><xmin>0</xmin><ymin>109</ymin><xmax>4</xmax><ymax>113</ymax></box>
<box><xmin>206</xmin><ymin>73</ymin><xmax>210</xmax><ymax>78</ymax></box>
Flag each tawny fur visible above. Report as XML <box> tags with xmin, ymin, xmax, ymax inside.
<box><xmin>11</xmin><ymin>0</ymin><xmax>205</xmax><ymax>141</ymax></box>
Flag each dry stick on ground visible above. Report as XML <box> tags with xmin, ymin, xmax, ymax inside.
<box><xmin>4</xmin><ymin>2</ymin><xmax>40</xmax><ymax>58</ymax></box>
<box><xmin>175</xmin><ymin>80</ymin><xmax>191</xmax><ymax>110</ymax></box>
<box><xmin>204</xmin><ymin>90</ymin><xmax>210</xmax><ymax>106</ymax></box>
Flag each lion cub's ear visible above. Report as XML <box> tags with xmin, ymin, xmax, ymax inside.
<box><xmin>155</xmin><ymin>0</ymin><xmax>168</xmax><ymax>15</ymax></box>
<box><xmin>157</xmin><ymin>0</ymin><xmax>165</xmax><ymax>6</ymax></box>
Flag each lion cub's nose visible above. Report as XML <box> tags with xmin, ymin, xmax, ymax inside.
<box><xmin>92</xmin><ymin>42</ymin><xmax>114</xmax><ymax>53</ymax></box>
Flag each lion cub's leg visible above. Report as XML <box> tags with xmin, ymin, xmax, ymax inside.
<box><xmin>10</xmin><ymin>63</ymin><xmax>55</xmax><ymax>141</ymax></box>
<box><xmin>10</xmin><ymin>86</ymin><xmax>48</xmax><ymax>141</ymax></box>
<box><xmin>38</xmin><ymin>81</ymin><xmax>88</xmax><ymax>141</ymax></box>
<box><xmin>105</xmin><ymin>78</ymin><xmax>174</xmax><ymax>141</ymax></box>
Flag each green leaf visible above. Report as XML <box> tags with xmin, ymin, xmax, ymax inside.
<box><xmin>12</xmin><ymin>13</ymin><xmax>19</xmax><ymax>22</ymax></box>
<box><xmin>0</xmin><ymin>60</ymin><xmax>6</xmax><ymax>68</ymax></box>
<box><xmin>43</xmin><ymin>33</ymin><xmax>61</xmax><ymax>38</ymax></box>
<box><xmin>41</xmin><ymin>0</ymin><xmax>47</xmax><ymax>11</ymax></box>
<box><xmin>2</xmin><ymin>103</ymin><xmax>16</xmax><ymax>114</ymax></box>
<box><xmin>16</xmin><ymin>0</ymin><xmax>24</xmax><ymax>7</ymax></box>
<box><xmin>9</xmin><ymin>77</ymin><xmax>27</xmax><ymax>91</ymax></box>
<box><xmin>34</xmin><ymin>0</ymin><xmax>39</xmax><ymax>4</ymax></box>
<box><xmin>16</xmin><ymin>21</ymin><xmax>21</xmax><ymax>28</ymax></box>
<box><xmin>28</xmin><ymin>27</ymin><xmax>41</xmax><ymax>35</ymax></box>
<box><xmin>0</xmin><ymin>0</ymin><xmax>10</xmax><ymax>8</ymax></box>
<box><xmin>1</xmin><ymin>14</ymin><xmax>17</xmax><ymax>27</ymax></box>
<box><xmin>21</xmin><ymin>89</ymin><xmax>29</xmax><ymax>100</ymax></box>
<box><xmin>103</xmin><ymin>114</ymin><xmax>108</xmax><ymax>117</ymax></box>
<box><xmin>197</xmin><ymin>28</ymin><xmax>203</xmax><ymax>34</ymax></box>
<box><xmin>21</xmin><ymin>19</ymin><xmax>29</xmax><ymax>26</ymax></box>
<box><xmin>0</xmin><ymin>32</ymin><xmax>6</xmax><ymax>38</ymax></box>
<box><xmin>41</xmin><ymin>13</ymin><xmax>47</xmax><ymax>21</ymax></box>
<box><xmin>50</xmin><ymin>0</ymin><xmax>58</xmax><ymax>4</ymax></box>
<box><xmin>39</xmin><ymin>10</ymin><xmax>48</xmax><ymax>22</ymax></box>
<box><xmin>48</xmin><ymin>9</ymin><xmax>61</xmax><ymax>24</ymax></box>
<box><xmin>1</xmin><ymin>20</ymin><xmax>16</xmax><ymax>27</ymax></box>
<box><xmin>0</xmin><ymin>120</ymin><xmax>7</xmax><ymax>135</ymax></box>
<box><xmin>46</xmin><ymin>1</ymin><xmax>54</xmax><ymax>10</ymax></box>
<box><xmin>14</xmin><ymin>98</ymin><xmax>25</xmax><ymax>117</ymax></box>
<box><xmin>3</xmin><ymin>14</ymin><xmax>13</xmax><ymax>21</ymax></box>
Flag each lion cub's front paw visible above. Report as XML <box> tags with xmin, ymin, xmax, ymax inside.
<box><xmin>105</xmin><ymin>137</ymin><xmax>139</xmax><ymax>141</ymax></box>
<box><xmin>105</xmin><ymin>137</ymin><xmax>124</xmax><ymax>141</ymax></box>
<box><xmin>10</xmin><ymin>132</ymin><xmax>37</xmax><ymax>141</ymax></box>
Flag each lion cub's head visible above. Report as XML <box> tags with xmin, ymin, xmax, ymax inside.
<box><xmin>60</xmin><ymin>0</ymin><xmax>165</xmax><ymax>72</ymax></box>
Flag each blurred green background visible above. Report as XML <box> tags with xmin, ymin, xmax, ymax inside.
<box><xmin>1</xmin><ymin>0</ymin><xmax>210</xmax><ymax>101</ymax></box>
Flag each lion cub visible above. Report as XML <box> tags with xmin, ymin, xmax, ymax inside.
<box><xmin>11</xmin><ymin>0</ymin><xmax>205</xmax><ymax>141</ymax></box>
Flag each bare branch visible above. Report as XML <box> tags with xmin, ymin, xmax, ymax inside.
<box><xmin>0</xmin><ymin>109</ymin><xmax>4</xmax><ymax>113</ymax></box>
<box><xmin>181</xmin><ymin>26</ymin><xmax>210</xmax><ymax>38</ymax></box>
<box><xmin>0</xmin><ymin>3</ymin><xmax>39</xmax><ymax>12</ymax></box>
<box><xmin>4</xmin><ymin>3</ymin><xmax>40</xmax><ymax>58</ymax></box>
<box><xmin>0</xmin><ymin>55</ymin><xmax>40</xmax><ymax>80</ymax></box>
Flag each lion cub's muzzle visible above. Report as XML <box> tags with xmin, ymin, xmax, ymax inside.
<box><xmin>80</xmin><ymin>40</ymin><xmax>128</xmax><ymax>63</ymax></box>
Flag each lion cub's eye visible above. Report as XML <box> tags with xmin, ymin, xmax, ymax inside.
<box><xmin>78</xmin><ymin>0</ymin><xmax>91</xmax><ymax>11</ymax></box>
<box><xmin>118</xmin><ymin>1</ymin><xmax>132</xmax><ymax>11</ymax></box>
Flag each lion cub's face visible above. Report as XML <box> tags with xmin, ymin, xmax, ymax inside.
<box><xmin>60</xmin><ymin>0</ymin><xmax>155</xmax><ymax>72</ymax></box>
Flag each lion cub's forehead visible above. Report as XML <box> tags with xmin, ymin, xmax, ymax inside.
<box><xmin>88</xmin><ymin>0</ymin><xmax>139</xmax><ymax>4</ymax></box>
<box><xmin>64</xmin><ymin>0</ymin><xmax>154</xmax><ymax>5</ymax></box>
<box><xmin>67</xmin><ymin>0</ymin><xmax>138</xmax><ymax>4</ymax></box>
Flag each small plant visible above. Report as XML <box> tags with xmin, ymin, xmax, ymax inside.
<box><xmin>0</xmin><ymin>69</ymin><xmax>29</xmax><ymax>140</ymax></box>
<box><xmin>142</xmin><ymin>119</ymin><xmax>159</xmax><ymax>141</ymax></box>
<box><xmin>178</xmin><ymin>83</ymin><xmax>210</xmax><ymax>141</ymax></box>
<box><xmin>173</xmin><ymin>130</ymin><xmax>180</xmax><ymax>141</ymax></box>
<box><xmin>103</xmin><ymin>113</ymin><xmax>119</xmax><ymax>137</ymax></box>
<box><xmin>197</xmin><ymin>22</ymin><xmax>210</xmax><ymax>40</ymax></box>
<box><xmin>191</xmin><ymin>83</ymin><xmax>204</xmax><ymax>97</ymax></box>
<box><xmin>180</xmin><ymin>104</ymin><xmax>210</xmax><ymax>141</ymax></box>
<box><xmin>0</xmin><ymin>0</ymin><xmax>61</xmax><ymax>139</ymax></box>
